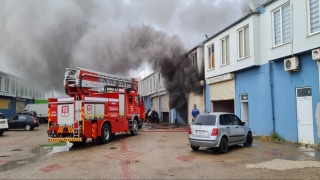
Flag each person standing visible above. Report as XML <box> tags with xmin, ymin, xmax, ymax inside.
<box><xmin>191</xmin><ymin>104</ymin><xmax>200</xmax><ymax>123</ymax></box>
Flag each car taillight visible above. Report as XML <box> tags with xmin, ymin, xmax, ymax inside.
<box><xmin>34</xmin><ymin>120</ymin><xmax>37</xmax><ymax>123</ymax></box>
<box><xmin>211</xmin><ymin>128</ymin><xmax>218</xmax><ymax>136</ymax></box>
<box><xmin>188</xmin><ymin>127</ymin><xmax>192</xmax><ymax>134</ymax></box>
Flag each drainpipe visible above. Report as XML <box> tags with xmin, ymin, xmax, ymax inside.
<box><xmin>269</xmin><ymin>61</ymin><xmax>275</xmax><ymax>134</ymax></box>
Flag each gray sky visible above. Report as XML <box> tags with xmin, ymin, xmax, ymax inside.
<box><xmin>0</xmin><ymin>0</ymin><xmax>267</xmax><ymax>93</ymax></box>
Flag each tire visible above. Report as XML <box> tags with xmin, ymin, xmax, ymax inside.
<box><xmin>130</xmin><ymin>120</ymin><xmax>138</xmax><ymax>136</ymax></box>
<box><xmin>30</xmin><ymin>127</ymin><xmax>34</xmax><ymax>130</ymax></box>
<box><xmin>101</xmin><ymin>123</ymin><xmax>111</xmax><ymax>144</ymax></box>
<box><xmin>0</xmin><ymin>130</ymin><xmax>4</xmax><ymax>136</ymax></box>
<box><xmin>217</xmin><ymin>137</ymin><xmax>228</xmax><ymax>154</ymax></box>
<box><xmin>25</xmin><ymin>124</ymin><xmax>32</xmax><ymax>131</ymax></box>
<box><xmin>243</xmin><ymin>132</ymin><xmax>253</xmax><ymax>147</ymax></box>
<box><xmin>191</xmin><ymin>145</ymin><xmax>199</xmax><ymax>151</ymax></box>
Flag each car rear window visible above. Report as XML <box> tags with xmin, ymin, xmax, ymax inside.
<box><xmin>194</xmin><ymin>114</ymin><xmax>216</xmax><ymax>126</ymax></box>
<box><xmin>0</xmin><ymin>114</ymin><xmax>5</xmax><ymax>119</ymax></box>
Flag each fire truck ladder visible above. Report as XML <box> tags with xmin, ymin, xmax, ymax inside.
<box><xmin>73</xmin><ymin>101</ymin><xmax>82</xmax><ymax>138</ymax></box>
<box><xmin>64</xmin><ymin>67</ymin><xmax>137</xmax><ymax>91</ymax></box>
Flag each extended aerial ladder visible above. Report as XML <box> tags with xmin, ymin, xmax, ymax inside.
<box><xmin>64</xmin><ymin>67</ymin><xmax>139</xmax><ymax>98</ymax></box>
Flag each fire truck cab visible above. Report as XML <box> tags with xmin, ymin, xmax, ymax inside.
<box><xmin>47</xmin><ymin>67</ymin><xmax>145</xmax><ymax>144</ymax></box>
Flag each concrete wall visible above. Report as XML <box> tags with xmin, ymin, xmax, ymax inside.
<box><xmin>271</xmin><ymin>52</ymin><xmax>320</xmax><ymax>143</ymax></box>
<box><xmin>259</xmin><ymin>0</ymin><xmax>320</xmax><ymax>64</ymax></box>
<box><xmin>235</xmin><ymin>64</ymin><xmax>274</xmax><ymax>136</ymax></box>
<box><xmin>204</xmin><ymin>14</ymin><xmax>261</xmax><ymax>79</ymax></box>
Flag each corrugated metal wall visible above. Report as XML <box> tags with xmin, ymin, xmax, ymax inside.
<box><xmin>152</xmin><ymin>97</ymin><xmax>159</xmax><ymax>112</ymax></box>
<box><xmin>160</xmin><ymin>94</ymin><xmax>169</xmax><ymax>112</ymax></box>
<box><xmin>210</xmin><ymin>80</ymin><xmax>235</xmax><ymax>100</ymax></box>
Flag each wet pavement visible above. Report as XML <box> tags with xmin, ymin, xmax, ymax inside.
<box><xmin>0</xmin><ymin>123</ymin><xmax>320</xmax><ymax>179</ymax></box>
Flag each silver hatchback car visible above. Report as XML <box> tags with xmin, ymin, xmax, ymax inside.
<box><xmin>188</xmin><ymin>112</ymin><xmax>252</xmax><ymax>154</ymax></box>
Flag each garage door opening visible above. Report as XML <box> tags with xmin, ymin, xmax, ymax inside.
<box><xmin>162</xmin><ymin>112</ymin><xmax>169</xmax><ymax>122</ymax></box>
<box><xmin>212</xmin><ymin>100</ymin><xmax>234</xmax><ymax>113</ymax></box>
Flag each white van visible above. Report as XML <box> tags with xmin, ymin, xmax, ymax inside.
<box><xmin>0</xmin><ymin>113</ymin><xmax>9</xmax><ymax>135</ymax></box>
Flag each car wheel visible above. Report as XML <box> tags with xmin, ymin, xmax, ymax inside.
<box><xmin>0</xmin><ymin>130</ymin><xmax>4</xmax><ymax>136</ymax></box>
<box><xmin>191</xmin><ymin>145</ymin><xmax>199</xmax><ymax>151</ymax></box>
<box><xmin>30</xmin><ymin>127</ymin><xmax>34</xmax><ymax>130</ymax></box>
<box><xmin>101</xmin><ymin>123</ymin><xmax>111</xmax><ymax>144</ymax></box>
<box><xmin>25</xmin><ymin>124</ymin><xmax>31</xmax><ymax>131</ymax></box>
<box><xmin>217</xmin><ymin>137</ymin><xmax>228</xmax><ymax>154</ymax></box>
<box><xmin>130</xmin><ymin>120</ymin><xmax>138</xmax><ymax>136</ymax></box>
<box><xmin>243</xmin><ymin>132</ymin><xmax>253</xmax><ymax>147</ymax></box>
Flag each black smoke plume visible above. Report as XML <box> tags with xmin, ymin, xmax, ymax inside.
<box><xmin>0</xmin><ymin>0</ymin><xmax>265</xmax><ymax>123</ymax></box>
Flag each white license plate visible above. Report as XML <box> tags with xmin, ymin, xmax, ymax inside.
<box><xmin>196</xmin><ymin>130</ymin><xmax>207</xmax><ymax>135</ymax></box>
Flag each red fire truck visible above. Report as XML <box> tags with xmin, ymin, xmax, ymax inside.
<box><xmin>47</xmin><ymin>67</ymin><xmax>145</xmax><ymax>144</ymax></box>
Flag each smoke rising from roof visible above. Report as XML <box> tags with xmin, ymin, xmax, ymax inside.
<box><xmin>0</xmin><ymin>0</ymin><xmax>266</xmax><ymax>123</ymax></box>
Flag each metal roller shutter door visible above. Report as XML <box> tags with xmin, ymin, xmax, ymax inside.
<box><xmin>161</xmin><ymin>94</ymin><xmax>169</xmax><ymax>112</ymax></box>
<box><xmin>16</xmin><ymin>100</ymin><xmax>25</xmax><ymax>114</ymax></box>
<box><xmin>0</xmin><ymin>99</ymin><xmax>10</xmax><ymax>109</ymax></box>
<box><xmin>152</xmin><ymin>97</ymin><xmax>159</xmax><ymax>112</ymax></box>
<box><xmin>210</xmin><ymin>80</ymin><xmax>235</xmax><ymax>101</ymax></box>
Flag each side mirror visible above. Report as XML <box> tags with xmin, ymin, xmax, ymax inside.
<box><xmin>242</xmin><ymin>122</ymin><xmax>245</xmax><ymax>126</ymax></box>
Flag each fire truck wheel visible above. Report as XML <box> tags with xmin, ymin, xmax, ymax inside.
<box><xmin>101</xmin><ymin>123</ymin><xmax>111</xmax><ymax>144</ymax></box>
<box><xmin>130</xmin><ymin>120</ymin><xmax>138</xmax><ymax>136</ymax></box>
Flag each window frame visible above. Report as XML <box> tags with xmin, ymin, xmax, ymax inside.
<box><xmin>207</xmin><ymin>44</ymin><xmax>215</xmax><ymax>70</ymax></box>
<box><xmin>5</xmin><ymin>78</ymin><xmax>9</xmax><ymax>92</ymax></box>
<box><xmin>237</xmin><ymin>24</ymin><xmax>250</xmax><ymax>60</ymax></box>
<box><xmin>191</xmin><ymin>52</ymin><xmax>198</xmax><ymax>70</ymax></box>
<box><xmin>0</xmin><ymin>76</ymin><xmax>2</xmax><ymax>91</ymax></box>
<box><xmin>11</xmin><ymin>80</ymin><xmax>15</xmax><ymax>94</ymax></box>
<box><xmin>220</xmin><ymin>35</ymin><xmax>230</xmax><ymax>66</ymax></box>
<box><xmin>271</xmin><ymin>1</ymin><xmax>292</xmax><ymax>47</ymax></box>
<box><xmin>307</xmin><ymin>0</ymin><xmax>320</xmax><ymax>36</ymax></box>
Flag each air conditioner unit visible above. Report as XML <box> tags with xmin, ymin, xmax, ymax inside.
<box><xmin>312</xmin><ymin>48</ymin><xmax>320</xmax><ymax>61</ymax></box>
<box><xmin>284</xmin><ymin>57</ymin><xmax>299</xmax><ymax>71</ymax></box>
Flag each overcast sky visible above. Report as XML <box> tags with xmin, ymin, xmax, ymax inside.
<box><xmin>0</xmin><ymin>0</ymin><xmax>267</xmax><ymax>93</ymax></box>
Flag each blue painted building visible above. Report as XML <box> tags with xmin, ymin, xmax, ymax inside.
<box><xmin>0</xmin><ymin>71</ymin><xmax>45</xmax><ymax>118</ymax></box>
<box><xmin>203</xmin><ymin>0</ymin><xmax>320</xmax><ymax>144</ymax></box>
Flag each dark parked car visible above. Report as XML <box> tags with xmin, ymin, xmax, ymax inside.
<box><xmin>8</xmin><ymin>114</ymin><xmax>39</xmax><ymax>131</ymax></box>
<box><xmin>17</xmin><ymin>111</ymin><xmax>37</xmax><ymax>118</ymax></box>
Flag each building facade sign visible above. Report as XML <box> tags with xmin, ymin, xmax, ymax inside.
<box><xmin>207</xmin><ymin>73</ymin><xmax>235</xmax><ymax>84</ymax></box>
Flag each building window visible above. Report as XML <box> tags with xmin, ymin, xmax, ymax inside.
<box><xmin>208</xmin><ymin>44</ymin><xmax>215</xmax><ymax>69</ymax></box>
<box><xmin>238</xmin><ymin>25</ymin><xmax>250</xmax><ymax>59</ymax></box>
<box><xmin>308</xmin><ymin>0</ymin><xmax>320</xmax><ymax>34</ymax></box>
<box><xmin>29</xmin><ymin>85</ymin><xmax>32</xmax><ymax>97</ymax></box>
<box><xmin>24</xmin><ymin>84</ymin><xmax>27</xmax><ymax>96</ymax></box>
<box><xmin>35</xmin><ymin>87</ymin><xmax>38</xmax><ymax>99</ymax></box>
<box><xmin>5</xmin><ymin>78</ymin><xmax>9</xmax><ymax>92</ymax></box>
<box><xmin>11</xmin><ymin>80</ymin><xmax>15</xmax><ymax>93</ymax></box>
<box><xmin>153</xmin><ymin>76</ymin><xmax>155</xmax><ymax>90</ymax></box>
<box><xmin>221</xmin><ymin>36</ymin><xmax>230</xmax><ymax>66</ymax></box>
<box><xmin>273</xmin><ymin>2</ymin><xmax>291</xmax><ymax>46</ymax></box>
<box><xmin>191</xmin><ymin>53</ymin><xmax>198</xmax><ymax>71</ymax></box>
<box><xmin>20</xmin><ymin>84</ymin><xmax>23</xmax><ymax>96</ymax></box>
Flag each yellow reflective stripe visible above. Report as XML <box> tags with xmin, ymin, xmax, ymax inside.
<box><xmin>48</xmin><ymin>138</ymin><xmax>82</xmax><ymax>142</ymax></box>
<box><xmin>48</xmin><ymin>108</ymin><xmax>50</xmax><ymax>130</ymax></box>
<box><xmin>82</xmin><ymin>107</ymin><xmax>84</xmax><ymax>131</ymax></box>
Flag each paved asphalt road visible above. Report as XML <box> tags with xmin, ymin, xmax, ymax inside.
<box><xmin>1</xmin><ymin>123</ymin><xmax>320</xmax><ymax>179</ymax></box>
